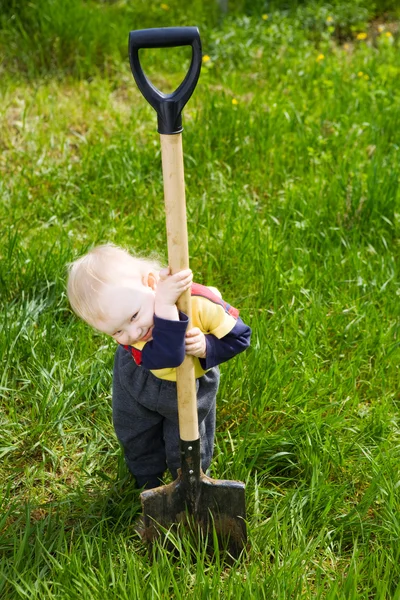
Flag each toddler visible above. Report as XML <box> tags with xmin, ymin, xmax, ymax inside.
<box><xmin>67</xmin><ymin>244</ymin><xmax>251</xmax><ymax>489</ymax></box>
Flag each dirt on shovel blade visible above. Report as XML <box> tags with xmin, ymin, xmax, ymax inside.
<box><xmin>140</xmin><ymin>470</ymin><xmax>247</xmax><ymax>559</ymax></box>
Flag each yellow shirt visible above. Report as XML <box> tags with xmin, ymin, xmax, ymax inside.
<box><xmin>132</xmin><ymin>287</ymin><xmax>237</xmax><ymax>381</ymax></box>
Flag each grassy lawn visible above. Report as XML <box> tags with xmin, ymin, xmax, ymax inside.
<box><xmin>1</xmin><ymin>1</ymin><xmax>400</xmax><ymax>597</ymax></box>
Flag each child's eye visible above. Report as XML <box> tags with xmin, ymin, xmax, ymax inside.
<box><xmin>113</xmin><ymin>330</ymin><xmax>122</xmax><ymax>337</ymax></box>
<box><xmin>131</xmin><ymin>312</ymin><xmax>138</xmax><ymax>321</ymax></box>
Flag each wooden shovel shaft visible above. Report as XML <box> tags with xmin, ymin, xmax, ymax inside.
<box><xmin>160</xmin><ymin>133</ymin><xmax>199</xmax><ymax>442</ymax></box>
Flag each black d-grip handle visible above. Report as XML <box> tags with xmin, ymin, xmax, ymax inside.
<box><xmin>129</xmin><ymin>27</ymin><xmax>202</xmax><ymax>135</ymax></box>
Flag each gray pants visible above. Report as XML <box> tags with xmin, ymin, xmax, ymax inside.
<box><xmin>112</xmin><ymin>345</ymin><xmax>219</xmax><ymax>489</ymax></box>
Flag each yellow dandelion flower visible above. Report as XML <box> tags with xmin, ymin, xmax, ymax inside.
<box><xmin>385</xmin><ymin>31</ymin><xmax>393</xmax><ymax>38</ymax></box>
<box><xmin>327</xmin><ymin>16</ymin><xmax>334</xmax><ymax>23</ymax></box>
<box><xmin>160</xmin><ymin>3</ymin><xmax>169</xmax><ymax>10</ymax></box>
<box><xmin>262</xmin><ymin>14</ymin><xmax>268</xmax><ymax>20</ymax></box>
<box><xmin>316</xmin><ymin>53</ymin><xmax>325</xmax><ymax>62</ymax></box>
<box><xmin>343</xmin><ymin>43</ymin><xmax>350</xmax><ymax>50</ymax></box>
<box><xmin>232</xmin><ymin>98</ymin><xmax>238</xmax><ymax>105</ymax></box>
<box><xmin>202</xmin><ymin>55</ymin><xmax>211</xmax><ymax>63</ymax></box>
<box><xmin>378</xmin><ymin>24</ymin><xmax>385</xmax><ymax>33</ymax></box>
<box><xmin>358</xmin><ymin>71</ymin><xmax>364</xmax><ymax>77</ymax></box>
<box><xmin>364</xmin><ymin>74</ymin><xmax>370</xmax><ymax>80</ymax></box>
<box><xmin>356</xmin><ymin>32</ymin><xmax>367</xmax><ymax>40</ymax></box>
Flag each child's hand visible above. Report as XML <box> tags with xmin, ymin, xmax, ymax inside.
<box><xmin>185</xmin><ymin>327</ymin><xmax>206</xmax><ymax>358</ymax></box>
<box><xmin>155</xmin><ymin>268</ymin><xmax>192</xmax><ymax>320</ymax></box>
<box><xmin>156</xmin><ymin>267</ymin><xmax>192</xmax><ymax>305</ymax></box>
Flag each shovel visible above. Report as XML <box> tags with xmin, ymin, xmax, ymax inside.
<box><xmin>128</xmin><ymin>27</ymin><xmax>247</xmax><ymax>558</ymax></box>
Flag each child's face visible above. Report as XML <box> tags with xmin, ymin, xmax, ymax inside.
<box><xmin>93</xmin><ymin>275</ymin><xmax>157</xmax><ymax>346</ymax></box>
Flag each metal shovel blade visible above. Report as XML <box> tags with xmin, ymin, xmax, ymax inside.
<box><xmin>140</xmin><ymin>440</ymin><xmax>247</xmax><ymax>559</ymax></box>
<box><xmin>141</xmin><ymin>470</ymin><xmax>246</xmax><ymax>558</ymax></box>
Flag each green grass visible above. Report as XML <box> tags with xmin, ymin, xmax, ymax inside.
<box><xmin>1</xmin><ymin>1</ymin><xmax>400</xmax><ymax>598</ymax></box>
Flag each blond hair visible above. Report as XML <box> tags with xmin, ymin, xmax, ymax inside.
<box><xmin>67</xmin><ymin>244</ymin><xmax>162</xmax><ymax>325</ymax></box>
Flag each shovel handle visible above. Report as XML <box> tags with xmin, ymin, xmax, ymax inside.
<box><xmin>129</xmin><ymin>28</ymin><xmax>201</xmax><ymax>441</ymax></box>
<box><xmin>129</xmin><ymin>27</ymin><xmax>202</xmax><ymax>135</ymax></box>
<box><xmin>160</xmin><ymin>133</ymin><xmax>198</xmax><ymax>441</ymax></box>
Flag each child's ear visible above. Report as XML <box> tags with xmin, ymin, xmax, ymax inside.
<box><xmin>144</xmin><ymin>272</ymin><xmax>157</xmax><ymax>290</ymax></box>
